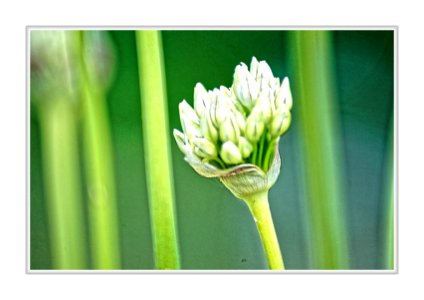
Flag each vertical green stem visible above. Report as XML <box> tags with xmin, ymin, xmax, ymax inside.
<box><xmin>39</xmin><ymin>99</ymin><xmax>87</xmax><ymax>269</ymax></box>
<box><xmin>385</xmin><ymin>177</ymin><xmax>394</xmax><ymax>269</ymax></box>
<box><xmin>79</xmin><ymin>32</ymin><xmax>121</xmax><ymax>269</ymax></box>
<box><xmin>244</xmin><ymin>191</ymin><xmax>285</xmax><ymax>270</ymax></box>
<box><xmin>263</xmin><ymin>140</ymin><xmax>276</xmax><ymax>172</ymax></box>
<box><xmin>257</xmin><ymin>134</ymin><xmax>266</xmax><ymax>169</ymax></box>
<box><xmin>383</xmin><ymin>117</ymin><xmax>394</xmax><ymax>269</ymax></box>
<box><xmin>136</xmin><ymin>30</ymin><xmax>181</xmax><ymax>269</ymax></box>
<box><xmin>291</xmin><ymin>31</ymin><xmax>349</xmax><ymax>269</ymax></box>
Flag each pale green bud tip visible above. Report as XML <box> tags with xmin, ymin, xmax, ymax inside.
<box><xmin>179</xmin><ymin>100</ymin><xmax>199</xmax><ymax>123</ymax></box>
<box><xmin>194</xmin><ymin>82</ymin><xmax>209</xmax><ymax>116</ymax></box>
<box><xmin>219</xmin><ymin>114</ymin><xmax>240</xmax><ymax>143</ymax></box>
<box><xmin>173</xmin><ymin>129</ymin><xmax>188</xmax><ymax>154</ymax></box>
<box><xmin>269</xmin><ymin>109</ymin><xmax>291</xmax><ymax>139</ymax></box>
<box><xmin>238</xmin><ymin>137</ymin><xmax>253</xmax><ymax>158</ymax></box>
<box><xmin>277</xmin><ymin>77</ymin><xmax>293</xmax><ymax>110</ymax></box>
<box><xmin>200</xmin><ymin>114</ymin><xmax>218</xmax><ymax>143</ymax></box>
<box><xmin>193</xmin><ymin>137</ymin><xmax>218</xmax><ymax>159</ymax></box>
<box><xmin>245</xmin><ymin>114</ymin><xmax>265</xmax><ymax>143</ymax></box>
<box><xmin>220</xmin><ymin>141</ymin><xmax>243</xmax><ymax>165</ymax></box>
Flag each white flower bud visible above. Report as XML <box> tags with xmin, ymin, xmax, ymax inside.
<box><xmin>220</xmin><ymin>141</ymin><xmax>243</xmax><ymax>165</ymax></box>
<box><xmin>173</xmin><ymin>129</ymin><xmax>188</xmax><ymax>155</ymax></box>
<box><xmin>233</xmin><ymin>63</ymin><xmax>257</xmax><ymax>110</ymax></box>
<box><xmin>179</xmin><ymin>100</ymin><xmax>201</xmax><ymax>140</ymax></box>
<box><xmin>194</xmin><ymin>82</ymin><xmax>210</xmax><ymax>116</ymax></box>
<box><xmin>233</xmin><ymin>109</ymin><xmax>246</xmax><ymax>134</ymax></box>
<box><xmin>276</xmin><ymin>77</ymin><xmax>292</xmax><ymax>110</ymax></box>
<box><xmin>179</xmin><ymin>100</ymin><xmax>199</xmax><ymax>124</ymax></box>
<box><xmin>238</xmin><ymin>136</ymin><xmax>253</xmax><ymax>158</ymax></box>
<box><xmin>200</xmin><ymin>112</ymin><xmax>218</xmax><ymax>143</ymax></box>
<box><xmin>257</xmin><ymin>61</ymin><xmax>274</xmax><ymax>82</ymax></box>
<box><xmin>214</xmin><ymin>88</ymin><xmax>230</xmax><ymax>126</ymax></box>
<box><xmin>219</xmin><ymin>114</ymin><xmax>240</xmax><ymax>143</ymax></box>
<box><xmin>255</xmin><ymin>91</ymin><xmax>272</xmax><ymax>123</ymax></box>
<box><xmin>245</xmin><ymin>112</ymin><xmax>265</xmax><ymax>143</ymax></box>
<box><xmin>250</xmin><ymin>57</ymin><xmax>259</xmax><ymax>79</ymax></box>
<box><xmin>192</xmin><ymin>137</ymin><xmax>218</xmax><ymax>159</ymax></box>
<box><xmin>269</xmin><ymin>108</ymin><xmax>291</xmax><ymax>139</ymax></box>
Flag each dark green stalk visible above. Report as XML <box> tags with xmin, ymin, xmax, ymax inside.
<box><xmin>136</xmin><ymin>30</ymin><xmax>181</xmax><ymax>269</ymax></box>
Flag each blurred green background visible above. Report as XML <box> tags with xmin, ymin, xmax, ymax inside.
<box><xmin>30</xmin><ymin>30</ymin><xmax>394</xmax><ymax>270</ymax></box>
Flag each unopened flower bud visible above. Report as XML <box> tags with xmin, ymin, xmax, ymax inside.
<box><xmin>219</xmin><ymin>114</ymin><xmax>240</xmax><ymax>143</ymax></box>
<box><xmin>233</xmin><ymin>63</ymin><xmax>258</xmax><ymax>110</ymax></box>
<box><xmin>233</xmin><ymin>109</ymin><xmax>246</xmax><ymax>134</ymax></box>
<box><xmin>215</xmin><ymin>89</ymin><xmax>230</xmax><ymax>125</ymax></box>
<box><xmin>238</xmin><ymin>137</ymin><xmax>253</xmax><ymax>159</ymax></box>
<box><xmin>82</xmin><ymin>31</ymin><xmax>115</xmax><ymax>90</ymax></box>
<box><xmin>276</xmin><ymin>77</ymin><xmax>292</xmax><ymax>110</ymax></box>
<box><xmin>179</xmin><ymin>100</ymin><xmax>201</xmax><ymax>140</ymax></box>
<box><xmin>193</xmin><ymin>137</ymin><xmax>218</xmax><ymax>159</ymax></box>
<box><xmin>257</xmin><ymin>60</ymin><xmax>274</xmax><ymax>80</ymax></box>
<box><xmin>194</xmin><ymin>82</ymin><xmax>209</xmax><ymax>116</ymax></box>
<box><xmin>269</xmin><ymin>108</ymin><xmax>291</xmax><ymax>139</ymax></box>
<box><xmin>255</xmin><ymin>91</ymin><xmax>272</xmax><ymax>123</ymax></box>
<box><xmin>220</xmin><ymin>141</ymin><xmax>243</xmax><ymax>165</ymax></box>
<box><xmin>249</xmin><ymin>56</ymin><xmax>259</xmax><ymax>79</ymax></box>
<box><xmin>200</xmin><ymin>112</ymin><xmax>218</xmax><ymax>143</ymax></box>
<box><xmin>245</xmin><ymin>111</ymin><xmax>265</xmax><ymax>143</ymax></box>
<box><xmin>179</xmin><ymin>100</ymin><xmax>199</xmax><ymax>124</ymax></box>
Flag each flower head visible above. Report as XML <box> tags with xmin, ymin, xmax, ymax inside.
<box><xmin>173</xmin><ymin>57</ymin><xmax>292</xmax><ymax>199</ymax></box>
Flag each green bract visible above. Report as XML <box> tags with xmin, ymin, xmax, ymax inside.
<box><xmin>173</xmin><ymin>57</ymin><xmax>292</xmax><ymax>200</ymax></box>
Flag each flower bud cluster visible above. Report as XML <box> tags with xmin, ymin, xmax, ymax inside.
<box><xmin>174</xmin><ymin>57</ymin><xmax>292</xmax><ymax>172</ymax></box>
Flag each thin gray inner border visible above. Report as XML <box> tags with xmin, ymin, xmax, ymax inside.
<box><xmin>26</xmin><ymin>25</ymin><xmax>399</xmax><ymax>275</ymax></box>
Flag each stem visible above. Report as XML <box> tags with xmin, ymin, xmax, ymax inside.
<box><xmin>262</xmin><ymin>140</ymin><xmax>276</xmax><ymax>172</ymax></box>
<box><xmin>39</xmin><ymin>99</ymin><xmax>87</xmax><ymax>269</ymax></box>
<box><xmin>244</xmin><ymin>191</ymin><xmax>285</xmax><ymax>270</ymax></box>
<box><xmin>257</xmin><ymin>134</ymin><xmax>266</xmax><ymax>169</ymax></box>
<box><xmin>291</xmin><ymin>31</ymin><xmax>349</xmax><ymax>269</ymax></box>
<box><xmin>212</xmin><ymin>157</ymin><xmax>226</xmax><ymax>169</ymax></box>
<box><xmin>78</xmin><ymin>32</ymin><xmax>121</xmax><ymax>269</ymax></box>
<box><xmin>136</xmin><ymin>30</ymin><xmax>181</xmax><ymax>269</ymax></box>
<box><xmin>251</xmin><ymin>143</ymin><xmax>258</xmax><ymax>165</ymax></box>
<box><xmin>383</xmin><ymin>116</ymin><xmax>394</xmax><ymax>269</ymax></box>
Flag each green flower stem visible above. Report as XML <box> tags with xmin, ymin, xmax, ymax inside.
<box><xmin>384</xmin><ymin>118</ymin><xmax>394</xmax><ymax>269</ymax></box>
<box><xmin>244</xmin><ymin>191</ymin><xmax>285</xmax><ymax>270</ymax></box>
<box><xmin>257</xmin><ymin>134</ymin><xmax>266</xmax><ymax>168</ymax></box>
<box><xmin>136</xmin><ymin>30</ymin><xmax>181</xmax><ymax>269</ymax></box>
<box><xmin>38</xmin><ymin>99</ymin><xmax>87</xmax><ymax>269</ymax></box>
<box><xmin>251</xmin><ymin>143</ymin><xmax>258</xmax><ymax>165</ymax></box>
<box><xmin>385</xmin><ymin>174</ymin><xmax>394</xmax><ymax>269</ymax></box>
<box><xmin>78</xmin><ymin>32</ymin><xmax>121</xmax><ymax>269</ymax></box>
<box><xmin>263</xmin><ymin>140</ymin><xmax>276</xmax><ymax>172</ymax></box>
<box><xmin>291</xmin><ymin>31</ymin><xmax>349</xmax><ymax>269</ymax></box>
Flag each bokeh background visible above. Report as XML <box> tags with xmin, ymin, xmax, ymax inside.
<box><xmin>30</xmin><ymin>30</ymin><xmax>394</xmax><ymax>270</ymax></box>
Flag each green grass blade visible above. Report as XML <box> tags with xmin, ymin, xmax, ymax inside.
<box><xmin>136</xmin><ymin>30</ymin><xmax>181</xmax><ymax>269</ymax></box>
<box><xmin>291</xmin><ymin>31</ymin><xmax>349</xmax><ymax>269</ymax></box>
